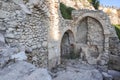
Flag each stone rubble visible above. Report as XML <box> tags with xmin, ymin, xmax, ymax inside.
<box><xmin>0</xmin><ymin>59</ymin><xmax>120</xmax><ymax>80</ymax></box>
<box><xmin>0</xmin><ymin>61</ymin><xmax>52</xmax><ymax>80</ymax></box>
<box><xmin>51</xmin><ymin>59</ymin><xmax>120</xmax><ymax>80</ymax></box>
<box><xmin>108</xmin><ymin>70</ymin><xmax>120</xmax><ymax>80</ymax></box>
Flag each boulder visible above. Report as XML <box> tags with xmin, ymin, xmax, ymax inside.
<box><xmin>11</xmin><ymin>51</ymin><xmax>27</xmax><ymax>61</ymax></box>
<box><xmin>102</xmin><ymin>72</ymin><xmax>113</xmax><ymax>80</ymax></box>
<box><xmin>24</xmin><ymin>69</ymin><xmax>52</xmax><ymax>80</ymax></box>
<box><xmin>108</xmin><ymin>70</ymin><xmax>120</xmax><ymax>80</ymax></box>
<box><xmin>0</xmin><ymin>61</ymin><xmax>52</xmax><ymax>80</ymax></box>
<box><xmin>53</xmin><ymin>69</ymin><xmax>103</xmax><ymax>80</ymax></box>
<box><xmin>25</xmin><ymin>46</ymin><xmax>32</xmax><ymax>53</ymax></box>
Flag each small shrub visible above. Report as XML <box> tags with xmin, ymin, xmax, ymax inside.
<box><xmin>113</xmin><ymin>24</ymin><xmax>120</xmax><ymax>40</ymax></box>
<box><xmin>60</xmin><ymin>3</ymin><xmax>75</xmax><ymax>19</ymax></box>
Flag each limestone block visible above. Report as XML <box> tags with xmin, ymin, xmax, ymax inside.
<box><xmin>6</xmin><ymin>21</ymin><xmax>18</xmax><ymax>28</ymax></box>
<box><xmin>0</xmin><ymin>47</ymin><xmax>19</xmax><ymax>68</ymax></box>
<box><xmin>29</xmin><ymin>0</ymin><xmax>40</xmax><ymax>6</ymax></box>
<box><xmin>12</xmin><ymin>0</ymin><xmax>32</xmax><ymax>14</ymax></box>
<box><xmin>0</xmin><ymin>33</ymin><xmax>5</xmax><ymax>43</ymax></box>
<box><xmin>24</xmin><ymin>69</ymin><xmax>52</xmax><ymax>80</ymax></box>
<box><xmin>11</xmin><ymin>51</ymin><xmax>27</xmax><ymax>61</ymax></box>
<box><xmin>87</xmin><ymin>57</ymin><xmax>98</xmax><ymax>65</ymax></box>
<box><xmin>108</xmin><ymin>70</ymin><xmax>120</xmax><ymax>80</ymax></box>
<box><xmin>0</xmin><ymin>22</ymin><xmax>6</xmax><ymax>30</ymax></box>
<box><xmin>53</xmin><ymin>69</ymin><xmax>103</xmax><ymax>80</ymax></box>
<box><xmin>42</xmin><ymin>41</ymin><xmax>48</xmax><ymax>47</ymax></box>
<box><xmin>0</xmin><ymin>61</ymin><xmax>52</xmax><ymax>80</ymax></box>
<box><xmin>31</xmin><ymin>45</ymin><xmax>37</xmax><ymax>49</ymax></box>
<box><xmin>5</xmin><ymin>33</ymin><xmax>15</xmax><ymax>39</ymax></box>
<box><xmin>19</xmin><ymin>4</ymin><xmax>32</xmax><ymax>14</ymax></box>
<box><xmin>12</xmin><ymin>0</ymin><xmax>24</xmax><ymax>4</ymax></box>
<box><xmin>0</xmin><ymin>10</ymin><xmax>10</xmax><ymax>18</ymax></box>
<box><xmin>102</xmin><ymin>72</ymin><xmax>113</xmax><ymax>80</ymax></box>
<box><xmin>109</xmin><ymin>55</ymin><xmax>120</xmax><ymax>71</ymax></box>
<box><xmin>25</xmin><ymin>46</ymin><xmax>32</xmax><ymax>53</ymax></box>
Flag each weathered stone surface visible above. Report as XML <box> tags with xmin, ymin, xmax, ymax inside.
<box><xmin>54</xmin><ymin>69</ymin><xmax>103</xmax><ymax>80</ymax></box>
<box><xmin>109</xmin><ymin>55</ymin><xmax>120</xmax><ymax>71</ymax></box>
<box><xmin>108</xmin><ymin>70</ymin><xmax>120</xmax><ymax>80</ymax></box>
<box><xmin>0</xmin><ymin>10</ymin><xmax>10</xmax><ymax>18</ymax></box>
<box><xmin>11</xmin><ymin>51</ymin><xmax>27</xmax><ymax>61</ymax></box>
<box><xmin>19</xmin><ymin>4</ymin><xmax>32</xmax><ymax>14</ymax></box>
<box><xmin>24</xmin><ymin>69</ymin><xmax>52</xmax><ymax>80</ymax></box>
<box><xmin>102</xmin><ymin>72</ymin><xmax>113</xmax><ymax>80</ymax></box>
<box><xmin>52</xmin><ymin>59</ymin><xmax>103</xmax><ymax>80</ymax></box>
<box><xmin>109</xmin><ymin>37</ymin><xmax>120</xmax><ymax>56</ymax></box>
<box><xmin>25</xmin><ymin>46</ymin><xmax>32</xmax><ymax>53</ymax></box>
<box><xmin>5</xmin><ymin>33</ymin><xmax>15</xmax><ymax>39</ymax></box>
<box><xmin>0</xmin><ymin>61</ymin><xmax>52</xmax><ymax>80</ymax></box>
<box><xmin>0</xmin><ymin>33</ymin><xmax>5</xmax><ymax>43</ymax></box>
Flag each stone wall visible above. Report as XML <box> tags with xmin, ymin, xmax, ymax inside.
<box><xmin>0</xmin><ymin>0</ymin><xmax>118</xmax><ymax>69</ymax></box>
<box><xmin>109</xmin><ymin>37</ymin><xmax>120</xmax><ymax>71</ymax></box>
<box><xmin>59</xmin><ymin>10</ymin><xmax>117</xmax><ymax>68</ymax></box>
<box><xmin>0</xmin><ymin>0</ymin><xmax>50</xmax><ymax>67</ymax></box>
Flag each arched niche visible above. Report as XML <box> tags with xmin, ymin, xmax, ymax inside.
<box><xmin>61</xmin><ymin>30</ymin><xmax>75</xmax><ymax>59</ymax></box>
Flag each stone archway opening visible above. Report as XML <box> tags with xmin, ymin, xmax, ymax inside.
<box><xmin>61</xmin><ymin>30</ymin><xmax>75</xmax><ymax>60</ymax></box>
<box><xmin>76</xmin><ymin>17</ymin><xmax>105</xmax><ymax>64</ymax></box>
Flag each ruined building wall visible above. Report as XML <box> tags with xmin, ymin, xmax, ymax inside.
<box><xmin>0</xmin><ymin>0</ymin><xmax>50</xmax><ymax>67</ymax></box>
<box><xmin>0</xmin><ymin>0</ymin><xmax>119</xmax><ymax>69</ymax></box>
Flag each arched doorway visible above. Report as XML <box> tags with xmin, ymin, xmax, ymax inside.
<box><xmin>61</xmin><ymin>30</ymin><xmax>75</xmax><ymax>59</ymax></box>
<box><xmin>76</xmin><ymin>17</ymin><xmax>105</xmax><ymax>64</ymax></box>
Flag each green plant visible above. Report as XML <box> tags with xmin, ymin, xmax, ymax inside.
<box><xmin>113</xmin><ymin>24</ymin><xmax>120</xmax><ymax>40</ymax></box>
<box><xmin>88</xmin><ymin>0</ymin><xmax>100</xmax><ymax>10</ymax></box>
<box><xmin>60</xmin><ymin>3</ymin><xmax>75</xmax><ymax>19</ymax></box>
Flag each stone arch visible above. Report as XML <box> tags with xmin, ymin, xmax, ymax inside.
<box><xmin>76</xmin><ymin>16</ymin><xmax>105</xmax><ymax>62</ymax></box>
<box><xmin>75</xmin><ymin>12</ymin><xmax>110</xmax><ymax>35</ymax></box>
<box><xmin>60</xmin><ymin>30</ymin><xmax>75</xmax><ymax>59</ymax></box>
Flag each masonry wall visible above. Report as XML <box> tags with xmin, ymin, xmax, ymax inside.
<box><xmin>0</xmin><ymin>0</ymin><xmax>118</xmax><ymax>69</ymax></box>
<box><xmin>0</xmin><ymin>0</ymin><xmax>49</xmax><ymax>67</ymax></box>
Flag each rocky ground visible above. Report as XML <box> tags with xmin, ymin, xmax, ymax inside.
<box><xmin>50</xmin><ymin>59</ymin><xmax>120</xmax><ymax>80</ymax></box>
<box><xmin>51</xmin><ymin>59</ymin><xmax>103</xmax><ymax>80</ymax></box>
<box><xmin>0</xmin><ymin>59</ymin><xmax>120</xmax><ymax>80</ymax></box>
<box><xmin>0</xmin><ymin>61</ymin><xmax>52</xmax><ymax>80</ymax></box>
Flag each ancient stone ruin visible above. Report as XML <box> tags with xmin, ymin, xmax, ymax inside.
<box><xmin>0</xmin><ymin>0</ymin><xmax>120</xmax><ymax>80</ymax></box>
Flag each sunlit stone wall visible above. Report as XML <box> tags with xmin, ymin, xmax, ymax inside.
<box><xmin>0</xmin><ymin>0</ymin><xmax>49</xmax><ymax>67</ymax></box>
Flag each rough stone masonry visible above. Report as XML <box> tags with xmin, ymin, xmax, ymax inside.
<box><xmin>0</xmin><ymin>0</ymin><xmax>119</xmax><ymax>71</ymax></box>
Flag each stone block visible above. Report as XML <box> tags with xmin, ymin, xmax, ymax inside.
<box><xmin>109</xmin><ymin>55</ymin><xmax>120</xmax><ymax>71</ymax></box>
<box><xmin>11</xmin><ymin>51</ymin><xmax>27</xmax><ymax>61</ymax></box>
<box><xmin>0</xmin><ymin>10</ymin><xmax>10</xmax><ymax>19</ymax></box>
